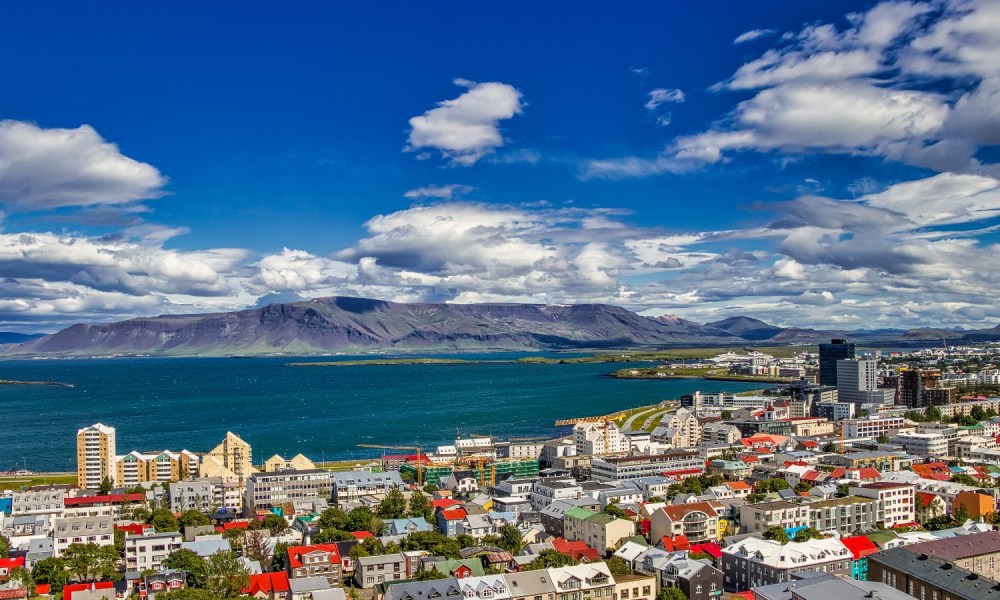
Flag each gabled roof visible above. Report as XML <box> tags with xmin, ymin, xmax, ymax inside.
<box><xmin>658</xmin><ymin>501</ymin><xmax>719</xmax><ymax>521</ymax></box>
<box><xmin>287</xmin><ymin>543</ymin><xmax>342</xmax><ymax>569</ymax></box>
<box><xmin>440</xmin><ymin>508</ymin><xmax>468</xmax><ymax>521</ymax></box>
<box><xmin>840</xmin><ymin>535</ymin><xmax>879</xmax><ymax>559</ymax></box>
<box><xmin>689</xmin><ymin>542</ymin><xmax>723</xmax><ymax>559</ymax></box>
<box><xmin>243</xmin><ymin>571</ymin><xmax>291</xmax><ymax>595</ymax></box>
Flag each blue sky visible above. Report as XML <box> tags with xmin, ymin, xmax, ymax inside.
<box><xmin>2</xmin><ymin>1</ymin><xmax>1000</xmax><ymax>332</ymax></box>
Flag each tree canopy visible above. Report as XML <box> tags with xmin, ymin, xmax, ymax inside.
<box><xmin>163</xmin><ymin>549</ymin><xmax>209</xmax><ymax>588</ymax></box>
<box><xmin>179</xmin><ymin>510</ymin><xmax>211</xmax><ymax>529</ymax></box>
<box><xmin>761</xmin><ymin>526</ymin><xmax>789</xmax><ymax>544</ymax></box>
<box><xmin>148</xmin><ymin>507</ymin><xmax>180</xmax><ymax>532</ymax></box>
<box><xmin>62</xmin><ymin>543</ymin><xmax>121</xmax><ymax>582</ymax></box>
<box><xmin>376</xmin><ymin>487</ymin><xmax>407</xmax><ymax>519</ymax></box>
<box><xmin>203</xmin><ymin>550</ymin><xmax>250</xmax><ymax>599</ymax></box>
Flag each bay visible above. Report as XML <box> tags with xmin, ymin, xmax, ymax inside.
<box><xmin>0</xmin><ymin>354</ymin><xmax>769</xmax><ymax>472</ymax></box>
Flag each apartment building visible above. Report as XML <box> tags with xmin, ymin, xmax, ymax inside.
<box><xmin>287</xmin><ymin>543</ymin><xmax>342</xmax><ymax>586</ymax></box>
<box><xmin>842</xmin><ymin>416</ymin><xmax>906</xmax><ymax>440</ymax></box>
<box><xmin>331</xmin><ymin>470</ymin><xmax>404</xmax><ymax>505</ymax></box>
<box><xmin>651</xmin><ymin>409</ymin><xmax>702</xmax><ymax>448</ymax></box>
<box><xmin>115</xmin><ymin>449</ymin><xmax>200</xmax><ymax>487</ymax></box>
<box><xmin>125</xmin><ymin>531</ymin><xmax>183</xmax><ymax>572</ymax></box>
<box><xmin>53</xmin><ymin>515</ymin><xmax>115</xmax><ymax>556</ymax></box>
<box><xmin>869</xmin><ymin>548</ymin><xmax>1000</xmax><ymax>600</ymax></box>
<box><xmin>721</xmin><ymin>537</ymin><xmax>853</xmax><ymax>592</ymax></box>
<box><xmin>548</xmin><ymin>563</ymin><xmax>616</xmax><ymax>600</ymax></box>
<box><xmin>574</xmin><ymin>421</ymin><xmax>630</xmax><ymax>455</ymax></box>
<box><xmin>76</xmin><ymin>423</ymin><xmax>116</xmax><ymax>489</ymax></box>
<box><xmin>11</xmin><ymin>489</ymin><xmax>66</xmax><ymax>517</ymax></box>
<box><xmin>807</xmin><ymin>496</ymin><xmax>879</xmax><ymax>535</ymax></box>
<box><xmin>890</xmin><ymin>432</ymin><xmax>949</xmax><ymax>457</ymax></box>
<box><xmin>650</xmin><ymin>502</ymin><xmax>721</xmax><ymax>543</ymax></box>
<box><xmin>701</xmin><ymin>423</ymin><xmax>741</xmax><ymax>445</ymax></box>
<box><xmin>245</xmin><ymin>469</ymin><xmax>334</xmax><ymax>513</ymax></box>
<box><xmin>849</xmin><ymin>482</ymin><xmax>915</xmax><ymax>528</ymax></box>
<box><xmin>563</xmin><ymin>507</ymin><xmax>636</xmax><ymax>551</ymax></box>
<box><xmin>206</xmin><ymin>431</ymin><xmax>253</xmax><ymax>481</ymax></box>
<box><xmin>354</xmin><ymin>553</ymin><xmax>407</xmax><ymax>588</ymax></box>
<box><xmin>590</xmin><ymin>451</ymin><xmax>704</xmax><ymax>482</ymax></box>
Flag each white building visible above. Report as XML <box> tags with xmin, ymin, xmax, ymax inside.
<box><xmin>125</xmin><ymin>531</ymin><xmax>183</xmax><ymax>572</ymax></box>
<box><xmin>52</xmin><ymin>516</ymin><xmax>115</xmax><ymax>557</ymax></box>
<box><xmin>651</xmin><ymin>409</ymin><xmax>701</xmax><ymax>448</ymax></box>
<box><xmin>574</xmin><ymin>421</ymin><xmax>630</xmax><ymax>456</ymax></box>
<box><xmin>890</xmin><ymin>431</ymin><xmax>949</xmax><ymax>457</ymax></box>
<box><xmin>843</xmin><ymin>416</ymin><xmax>906</xmax><ymax>440</ymax></box>
<box><xmin>849</xmin><ymin>482</ymin><xmax>916</xmax><ymax>528</ymax></box>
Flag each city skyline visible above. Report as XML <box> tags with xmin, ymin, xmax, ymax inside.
<box><xmin>2</xmin><ymin>1</ymin><xmax>1000</xmax><ymax>332</ymax></box>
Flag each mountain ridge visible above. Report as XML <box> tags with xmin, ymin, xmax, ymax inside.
<box><xmin>4</xmin><ymin>296</ymin><xmax>998</xmax><ymax>357</ymax></box>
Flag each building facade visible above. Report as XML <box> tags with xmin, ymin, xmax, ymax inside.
<box><xmin>76</xmin><ymin>423</ymin><xmax>116</xmax><ymax>490</ymax></box>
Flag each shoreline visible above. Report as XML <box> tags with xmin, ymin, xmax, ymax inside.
<box><xmin>0</xmin><ymin>379</ymin><xmax>74</xmax><ymax>387</ymax></box>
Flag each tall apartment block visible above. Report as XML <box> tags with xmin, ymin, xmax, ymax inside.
<box><xmin>77</xmin><ymin>423</ymin><xmax>117</xmax><ymax>489</ymax></box>
<box><xmin>819</xmin><ymin>338</ymin><xmax>855</xmax><ymax>386</ymax></box>
<box><xmin>207</xmin><ymin>431</ymin><xmax>252</xmax><ymax>481</ymax></box>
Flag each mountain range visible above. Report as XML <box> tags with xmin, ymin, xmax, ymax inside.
<box><xmin>3</xmin><ymin>296</ymin><xmax>999</xmax><ymax>357</ymax></box>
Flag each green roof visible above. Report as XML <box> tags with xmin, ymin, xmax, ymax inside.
<box><xmin>565</xmin><ymin>507</ymin><xmax>599</xmax><ymax>521</ymax></box>
<box><xmin>585</xmin><ymin>512</ymin><xmax>622</xmax><ymax>525</ymax></box>
<box><xmin>863</xmin><ymin>530</ymin><xmax>899</xmax><ymax>547</ymax></box>
<box><xmin>428</xmin><ymin>559</ymin><xmax>485</xmax><ymax>578</ymax></box>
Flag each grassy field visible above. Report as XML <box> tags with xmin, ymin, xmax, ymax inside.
<box><xmin>315</xmin><ymin>459</ymin><xmax>384</xmax><ymax>472</ymax></box>
<box><xmin>609</xmin><ymin>405</ymin><xmax>661</xmax><ymax>427</ymax></box>
<box><xmin>0</xmin><ymin>473</ymin><xmax>77</xmax><ymax>491</ymax></box>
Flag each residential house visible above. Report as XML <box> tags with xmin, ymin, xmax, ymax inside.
<box><xmin>655</xmin><ymin>553</ymin><xmax>724</xmax><ymax>600</ymax></box>
<box><xmin>649</xmin><ymin>502</ymin><xmax>720</xmax><ymax>544</ymax></box>
<box><xmin>953</xmin><ymin>490</ymin><xmax>996</xmax><ymax>519</ymax></box>
<box><xmin>382</xmin><ymin>578</ymin><xmax>463</xmax><ymax>600</ymax></box>
<box><xmin>438</xmin><ymin>508</ymin><xmax>468</xmax><ymax>537</ymax></box>
<box><xmin>547</xmin><ymin>563</ymin><xmax>616</xmax><ymax>600</ymax></box>
<box><xmin>848</xmin><ymin>482</ymin><xmax>915</xmax><ymax>528</ymax></box>
<box><xmin>385</xmin><ymin>517</ymin><xmax>432</xmax><ymax>536</ymax></box>
<box><xmin>286</xmin><ymin>543</ymin><xmax>342</xmax><ymax>586</ymax></box>
<box><xmin>139</xmin><ymin>570</ymin><xmax>187</xmax><ymax>599</ymax></box>
<box><xmin>354</xmin><ymin>553</ymin><xmax>406</xmax><ymax>589</ymax></box>
<box><xmin>243</xmin><ymin>571</ymin><xmax>292</xmax><ymax>599</ymax></box>
<box><xmin>915</xmin><ymin>492</ymin><xmax>947</xmax><ymax>522</ymax></box>
<box><xmin>456</xmin><ymin>575</ymin><xmax>511</xmax><ymax>600</ymax></box>
<box><xmin>505</xmin><ymin>569</ymin><xmax>556</xmax><ymax>600</ymax></box>
<box><xmin>840</xmin><ymin>535</ymin><xmax>879</xmax><ymax>581</ymax></box>
<box><xmin>739</xmin><ymin>501</ymin><xmax>810</xmax><ymax>534</ymax></box>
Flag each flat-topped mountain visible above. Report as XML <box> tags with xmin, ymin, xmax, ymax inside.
<box><xmin>2</xmin><ymin>297</ymin><xmax>986</xmax><ymax>357</ymax></box>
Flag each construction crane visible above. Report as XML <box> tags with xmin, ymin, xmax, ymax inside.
<box><xmin>357</xmin><ymin>444</ymin><xmax>424</xmax><ymax>486</ymax></box>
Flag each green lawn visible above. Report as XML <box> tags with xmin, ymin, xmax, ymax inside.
<box><xmin>0</xmin><ymin>473</ymin><xmax>77</xmax><ymax>491</ymax></box>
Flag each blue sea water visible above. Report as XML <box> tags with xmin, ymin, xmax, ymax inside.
<box><xmin>0</xmin><ymin>354</ymin><xmax>768</xmax><ymax>472</ymax></box>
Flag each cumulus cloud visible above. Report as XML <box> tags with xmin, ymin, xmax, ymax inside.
<box><xmin>733</xmin><ymin>28</ymin><xmax>776</xmax><ymax>44</ymax></box>
<box><xmin>406</xmin><ymin>79</ymin><xmax>524</xmax><ymax>166</ymax></box>
<box><xmin>645</xmin><ymin>88</ymin><xmax>685</xmax><ymax>110</ymax></box>
<box><xmin>403</xmin><ymin>184</ymin><xmax>474</xmax><ymax>200</ymax></box>
<box><xmin>586</xmin><ymin>0</ymin><xmax>1000</xmax><ymax>178</ymax></box>
<box><xmin>0</xmin><ymin>120</ymin><xmax>167</xmax><ymax>210</ymax></box>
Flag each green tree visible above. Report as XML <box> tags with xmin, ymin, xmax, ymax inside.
<box><xmin>31</xmin><ymin>557</ymin><xmax>68</xmax><ymax>593</ymax></box>
<box><xmin>272</xmin><ymin>541</ymin><xmax>290</xmax><ymax>572</ymax></box>
<box><xmin>836</xmin><ymin>484</ymin><xmax>850</xmax><ymax>498</ymax></box>
<box><xmin>158</xmin><ymin>589</ymin><xmax>218</xmax><ymax>600</ymax></box>
<box><xmin>497</xmin><ymin>523</ymin><xmax>525</xmax><ymax>555</ymax></box>
<box><xmin>604</xmin><ymin>556</ymin><xmax>631</xmax><ymax>576</ymax></box>
<box><xmin>761</xmin><ymin>526</ymin><xmax>789</xmax><ymax>544</ymax></box>
<box><xmin>822</xmin><ymin>442</ymin><xmax>837</xmax><ymax>453</ymax></box>
<box><xmin>62</xmin><ymin>543</ymin><xmax>121</xmax><ymax>582</ymax></box>
<box><xmin>456</xmin><ymin>534</ymin><xmax>476</xmax><ymax>549</ymax></box>
<box><xmin>346</xmin><ymin>507</ymin><xmax>379</xmax><ymax>532</ymax></box>
<box><xmin>721</xmin><ymin>410</ymin><xmax>733</xmax><ymax>420</ymax></box>
<box><xmin>604</xmin><ymin>502</ymin><xmax>629</xmax><ymax>519</ymax></box>
<box><xmin>793</xmin><ymin>482</ymin><xmax>811</xmax><ymax>494</ymax></box>
<box><xmin>658</xmin><ymin>587</ymin><xmax>688</xmax><ymax>600</ymax></box>
<box><xmin>131</xmin><ymin>506</ymin><xmax>152</xmax><ymax>523</ymax></box>
<box><xmin>148</xmin><ymin>507</ymin><xmax>180</xmax><ymax>532</ymax></box>
<box><xmin>98</xmin><ymin>476</ymin><xmax>114</xmax><ymax>495</ymax></box>
<box><xmin>317</xmin><ymin>507</ymin><xmax>349</xmax><ymax>531</ymax></box>
<box><xmin>163</xmin><ymin>549</ymin><xmax>209</xmax><ymax>588</ymax></box>
<box><xmin>877</xmin><ymin>433</ymin><xmax>889</xmax><ymax>444</ymax></box>
<box><xmin>203</xmin><ymin>550</ymin><xmax>250</xmax><ymax>599</ymax></box>
<box><xmin>408</xmin><ymin>490</ymin><xmax>434</xmax><ymax>521</ymax></box>
<box><xmin>793</xmin><ymin>527</ymin><xmax>824</xmax><ymax>542</ymax></box>
<box><xmin>114</xmin><ymin>528</ymin><xmax>126</xmax><ymax>554</ymax></box>
<box><xmin>376</xmin><ymin>487</ymin><xmax>407</xmax><ymax>519</ymax></box>
<box><xmin>179</xmin><ymin>510</ymin><xmax>211</xmax><ymax>529</ymax></box>
<box><xmin>415</xmin><ymin>569</ymin><xmax>449</xmax><ymax>581</ymax></box>
<box><xmin>311</xmin><ymin>529</ymin><xmax>355</xmax><ymax>543</ymax></box>
<box><xmin>0</xmin><ymin>534</ymin><xmax>9</xmax><ymax>558</ymax></box>
<box><xmin>222</xmin><ymin>526</ymin><xmax>247</xmax><ymax>553</ymax></box>
<box><xmin>926</xmin><ymin>404</ymin><xmax>943</xmax><ymax>422</ymax></box>
<box><xmin>952</xmin><ymin>473</ymin><xmax>981</xmax><ymax>487</ymax></box>
<box><xmin>423</xmin><ymin>484</ymin><xmax>439</xmax><ymax>494</ymax></box>
<box><xmin>955</xmin><ymin>503</ymin><xmax>972</xmax><ymax>524</ymax></box>
<box><xmin>262</xmin><ymin>514</ymin><xmax>289</xmax><ymax>536</ymax></box>
<box><xmin>9</xmin><ymin>567</ymin><xmax>35</xmax><ymax>596</ymax></box>
<box><xmin>349</xmin><ymin>543</ymin><xmax>371</xmax><ymax>561</ymax></box>
<box><xmin>525</xmin><ymin>549</ymin><xmax>578</xmax><ymax>570</ymax></box>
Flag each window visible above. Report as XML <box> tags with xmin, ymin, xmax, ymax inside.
<box><xmin>621</xmin><ymin>590</ymin><xmax>629</xmax><ymax>599</ymax></box>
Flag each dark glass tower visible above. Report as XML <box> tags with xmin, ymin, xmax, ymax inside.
<box><xmin>819</xmin><ymin>338</ymin><xmax>855</xmax><ymax>387</ymax></box>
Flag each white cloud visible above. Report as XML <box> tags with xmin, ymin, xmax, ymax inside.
<box><xmin>733</xmin><ymin>28</ymin><xmax>776</xmax><ymax>44</ymax></box>
<box><xmin>0</xmin><ymin>120</ymin><xmax>167</xmax><ymax>210</ymax></box>
<box><xmin>645</xmin><ymin>88</ymin><xmax>685</xmax><ymax>110</ymax></box>
<box><xmin>403</xmin><ymin>184</ymin><xmax>473</xmax><ymax>200</ymax></box>
<box><xmin>406</xmin><ymin>79</ymin><xmax>524</xmax><ymax>166</ymax></box>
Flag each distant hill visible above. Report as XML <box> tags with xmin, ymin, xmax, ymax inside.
<box><xmin>0</xmin><ymin>332</ymin><xmax>44</xmax><ymax>344</ymax></box>
<box><xmin>1</xmin><ymin>296</ymin><xmax>991</xmax><ymax>357</ymax></box>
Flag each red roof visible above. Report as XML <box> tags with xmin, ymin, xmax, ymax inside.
<box><xmin>659</xmin><ymin>535</ymin><xmax>691</xmax><ymax>552</ymax></box>
<box><xmin>214</xmin><ymin>521</ymin><xmax>251</xmax><ymax>532</ymax></box>
<box><xmin>440</xmin><ymin>508</ymin><xmax>468</xmax><ymax>520</ymax></box>
<box><xmin>662</xmin><ymin>468</ymin><xmax>703</xmax><ymax>478</ymax></box>
<box><xmin>726</xmin><ymin>481</ymin><xmax>751</xmax><ymax>490</ymax></box>
<box><xmin>689</xmin><ymin>542</ymin><xmax>723</xmax><ymax>559</ymax></box>
<box><xmin>351</xmin><ymin>531</ymin><xmax>374</xmax><ymax>540</ymax></box>
<box><xmin>916</xmin><ymin>492</ymin><xmax>941</xmax><ymax>507</ymax></box>
<box><xmin>0</xmin><ymin>557</ymin><xmax>26</xmax><ymax>570</ymax></box>
<box><xmin>242</xmin><ymin>571</ymin><xmax>290</xmax><ymax>595</ymax></box>
<box><xmin>733</xmin><ymin>592</ymin><xmax>755</xmax><ymax>600</ymax></box>
<box><xmin>801</xmin><ymin>441</ymin><xmax>819</xmax><ymax>448</ymax></box>
<box><xmin>841</xmin><ymin>535</ymin><xmax>879</xmax><ymax>559</ymax></box>
<box><xmin>64</xmin><ymin>493</ymin><xmax>145</xmax><ymax>506</ymax></box>
<box><xmin>0</xmin><ymin>590</ymin><xmax>28</xmax><ymax>599</ymax></box>
<box><xmin>432</xmin><ymin>498</ymin><xmax>462</xmax><ymax>509</ymax></box>
<box><xmin>739</xmin><ymin>454</ymin><xmax>760</xmax><ymax>463</ymax></box>
<box><xmin>551</xmin><ymin>537</ymin><xmax>600</xmax><ymax>562</ymax></box>
<box><xmin>63</xmin><ymin>582</ymin><xmax>115</xmax><ymax>600</ymax></box>
<box><xmin>116</xmin><ymin>523</ymin><xmax>151</xmax><ymax>536</ymax></box>
<box><xmin>287</xmin><ymin>543</ymin><xmax>342</xmax><ymax>570</ymax></box>
<box><xmin>911</xmin><ymin>462</ymin><xmax>952</xmax><ymax>480</ymax></box>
